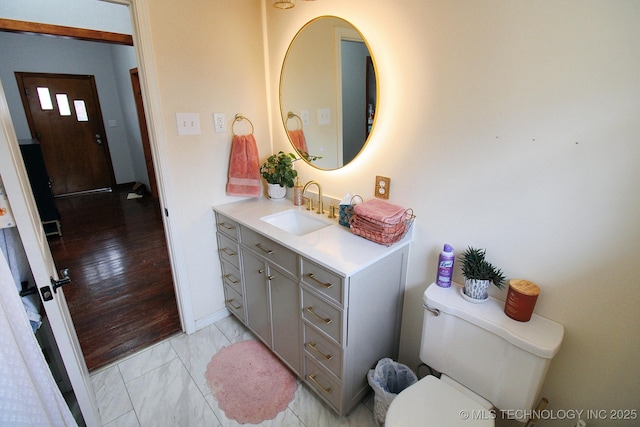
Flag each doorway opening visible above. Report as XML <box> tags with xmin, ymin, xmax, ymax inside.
<box><xmin>1</xmin><ymin>20</ymin><xmax>182</xmax><ymax>371</ymax></box>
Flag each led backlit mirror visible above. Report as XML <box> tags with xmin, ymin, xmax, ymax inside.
<box><xmin>280</xmin><ymin>16</ymin><xmax>377</xmax><ymax>170</ymax></box>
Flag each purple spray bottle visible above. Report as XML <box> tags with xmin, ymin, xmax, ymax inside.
<box><xmin>436</xmin><ymin>244</ymin><xmax>454</xmax><ymax>288</ymax></box>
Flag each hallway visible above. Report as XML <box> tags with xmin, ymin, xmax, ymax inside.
<box><xmin>47</xmin><ymin>186</ymin><xmax>181</xmax><ymax>371</ymax></box>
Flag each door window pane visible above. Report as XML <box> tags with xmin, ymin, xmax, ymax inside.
<box><xmin>74</xmin><ymin>100</ymin><xmax>89</xmax><ymax>122</ymax></box>
<box><xmin>37</xmin><ymin>87</ymin><xmax>53</xmax><ymax>110</ymax></box>
<box><xmin>56</xmin><ymin>94</ymin><xmax>71</xmax><ymax>116</ymax></box>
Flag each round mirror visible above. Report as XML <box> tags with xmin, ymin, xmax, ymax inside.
<box><xmin>280</xmin><ymin>16</ymin><xmax>377</xmax><ymax>170</ymax></box>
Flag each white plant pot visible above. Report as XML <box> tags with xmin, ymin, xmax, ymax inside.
<box><xmin>463</xmin><ymin>279</ymin><xmax>491</xmax><ymax>302</ymax></box>
<box><xmin>267</xmin><ymin>183</ymin><xmax>287</xmax><ymax>200</ymax></box>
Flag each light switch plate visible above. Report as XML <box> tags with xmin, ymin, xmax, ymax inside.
<box><xmin>375</xmin><ymin>176</ymin><xmax>391</xmax><ymax>199</ymax></box>
<box><xmin>176</xmin><ymin>112</ymin><xmax>201</xmax><ymax>135</ymax></box>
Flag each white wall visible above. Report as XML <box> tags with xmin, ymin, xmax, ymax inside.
<box><xmin>0</xmin><ymin>32</ymin><xmax>144</xmax><ymax>186</ymax></box>
<box><xmin>1</xmin><ymin>0</ymin><xmax>638</xmax><ymax>425</ymax></box>
<box><xmin>0</xmin><ymin>0</ymin><xmax>131</xmax><ymax>34</ymax></box>
<box><xmin>265</xmin><ymin>1</ymin><xmax>640</xmax><ymax>425</ymax></box>
<box><xmin>142</xmin><ymin>0</ymin><xmax>270</xmax><ymax>324</ymax></box>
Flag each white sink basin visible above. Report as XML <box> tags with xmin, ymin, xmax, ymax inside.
<box><xmin>261</xmin><ymin>209</ymin><xmax>332</xmax><ymax>236</ymax></box>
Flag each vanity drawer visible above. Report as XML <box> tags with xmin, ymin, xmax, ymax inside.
<box><xmin>240</xmin><ymin>226</ymin><xmax>297</xmax><ymax>276</ymax></box>
<box><xmin>301</xmin><ymin>258</ymin><xmax>344</xmax><ymax>306</ymax></box>
<box><xmin>217</xmin><ymin>233</ymin><xmax>240</xmax><ymax>269</ymax></box>
<box><xmin>216</xmin><ymin>212</ymin><xmax>239</xmax><ymax>241</ymax></box>
<box><xmin>302</xmin><ymin>289</ymin><xmax>343</xmax><ymax>344</ymax></box>
<box><xmin>220</xmin><ymin>260</ymin><xmax>242</xmax><ymax>295</ymax></box>
<box><xmin>305</xmin><ymin>355</ymin><xmax>342</xmax><ymax>412</ymax></box>
<box><xmin>224</xmin><ymin>283</ymin><xmax>245</xmax><ymax>322</ymax></box>
<box><xmin>304</xmin><ymin>323</ymin><xmax>342</xmax><ymax>379</ymax></box>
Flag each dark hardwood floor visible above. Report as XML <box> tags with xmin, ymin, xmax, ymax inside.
<box><xmin>47</xmin><ymin>187</ymin><xmax>181</xmax><ymax>371</ymax></box>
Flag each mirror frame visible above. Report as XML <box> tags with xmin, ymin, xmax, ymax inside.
<box><xmin>279</xmin><ymin>16</ymin><xmax>378</xmax><ymax>170</ymax></box>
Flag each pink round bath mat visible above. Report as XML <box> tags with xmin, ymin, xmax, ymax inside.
<box><xmin>205</xmin><ymin>340</ymin><xmax>297</xmax><ymax>424</ymax></box>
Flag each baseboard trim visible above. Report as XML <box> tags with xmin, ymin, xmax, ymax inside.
<box><xmin>194</xmin><ymin>307</ymin><xmax>231</xmax><ymax>331</ymax></box>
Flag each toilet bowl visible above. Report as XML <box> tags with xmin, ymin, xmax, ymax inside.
<box><xmin>386</xmin><ymin>375</ymin><xmax>494</xmax><ymax>427</ymax></box>
<box><xmin>385</xmin><ymin>283</ymin><xmax>564</xmax><ymax>426</ymax></box>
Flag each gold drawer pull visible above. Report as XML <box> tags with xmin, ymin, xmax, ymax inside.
<box><xmin>307</xmin><ymin>273</ymin><xmax>333</xmax><ymax>289</ymax></box>
<box><xmin>224</xmin><ymin>274</ymin><xmax>239</xmax><ymax>284</ymax></box>
<box><xmin>221</xmin><ymin>247</ymin><xmax>236</xmax><ymax>256</ymax></box>
<box><xmin>226</xmin><ymin>299</ymin><xmax>242</xmax><ymax>310</ymax></box>
<box><xmin>306</xmin><ymin>342</ymin><xmax>333</xmax><ymax>361</ymax></box>
<box><xmin>255</xmin><ymin>243</ymin><xmax>274</xmax><ymax>255</ymax></box>
<box><xmin>305</xmin><ymin>306</ymin><xmax>332</xmax><ymax>324</ymax></box>
<box><xmin>307</xmin><ymin>374</ymin><xmax>332</xmax><ymax>394</ymax></box>
<box><xmin>218</xmin><ymin>222</ymin><xmax>235</xmax><ymax>231</ymax></box>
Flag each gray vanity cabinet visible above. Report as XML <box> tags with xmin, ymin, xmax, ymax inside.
<box><xmin>239</xmin><ymin>226</ymin><xmax>302</xmax><ymax>376</ymax></box>
<box><xmin>214</xmin><ymin>205</ymin><xmax>410</xmax><ymax>417</ymax></box>
<box><xmin>300</xmin><ymin>249</ymin><xmax>408</xmax><ymax>416</ymax></box>
<box><xmin>241</xmin><ymin>248</ymin><xmax>301</xmax><ymax>375</ymax></box>
<box><xmin>216</xmin><ymin>214</ymin><xmax>246</xmax><ymax>322</ymax></box>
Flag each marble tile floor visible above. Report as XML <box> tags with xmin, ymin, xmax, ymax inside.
<box><xmin>90</xmin><ymin>315</ymin><xmax>378</xmax><ymax>427</ymax></box>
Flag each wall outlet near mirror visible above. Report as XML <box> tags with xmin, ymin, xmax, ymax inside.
<box><xmin>375</xmin><ymin>176</ymin><xmax>391</xmax><ymax>199</ymax></box>
<box><xmin>318</xmin><ymin>108</ymin><xmax>331</xmax><ymax>126</ymax></box>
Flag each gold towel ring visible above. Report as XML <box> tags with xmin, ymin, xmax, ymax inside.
<box><xmin>286</xmin><ymin>111</ymin><xmax>302</xmax><ymax>131</ymax></box>
<box><xmin>232</xmin><ymin>113</ymin><xmax>254</xmax><ymax>136</ymax></box>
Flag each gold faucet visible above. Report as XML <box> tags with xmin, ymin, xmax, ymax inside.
<box><xmin>302</xmin><ymin>180</ymin><xmax>324</xmax><ymax>214</ymax></box>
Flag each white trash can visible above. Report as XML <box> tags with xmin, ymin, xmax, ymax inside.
<box><xmin>367</xmin><ymin>358</ymin><xmax>418</xmax><ymax>426</ymax></box>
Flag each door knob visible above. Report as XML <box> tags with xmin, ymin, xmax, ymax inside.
<box><xmin>51</xmin><ymin>268</ymin><xmax>71</xmax><ymax>293</ymax></box>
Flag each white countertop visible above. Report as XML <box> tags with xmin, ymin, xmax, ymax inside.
<box><xmin>213</xmin><ymin>198</ymin><xmax>413</xmax><ymax>276</ymax></box>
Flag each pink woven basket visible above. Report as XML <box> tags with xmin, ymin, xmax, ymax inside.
<box><xmin>350</xmin><ymin>208</ymin><xmax>414</xmax><ymax>246</ymax></box>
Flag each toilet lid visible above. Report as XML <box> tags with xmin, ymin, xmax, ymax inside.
<box><xmin>385</xmin><ymin>376</ymin><xmax>494</xmax><ymax>427</ymax></box>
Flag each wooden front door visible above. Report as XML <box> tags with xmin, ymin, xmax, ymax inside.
<box><xmin>15</xmin><ymin>72</ymin><xmax>115</xmax><ymax>196</ymax></box>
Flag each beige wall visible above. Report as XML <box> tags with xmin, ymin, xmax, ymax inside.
<box><xmin>265</xmin><ymin>1</ymin><xmax>640</xmax><ymax>425</ymax></box>
<box><xmin>141</xmin><ymin>0</ymin><xmax>272</xmax><ymax>324</ymax></box>
<box><xmin>1</xmin><ymin>0</ymin><xmax>638</xmax><ymax>424</ymax></box>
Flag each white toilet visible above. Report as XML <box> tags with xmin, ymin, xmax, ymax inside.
<box><xmin>386</xmin><ymin>283</ymin><xmax>564</xmax><ymax>426</ymax></box>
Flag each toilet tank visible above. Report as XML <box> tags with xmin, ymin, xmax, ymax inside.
<box><xmin>420</xmin><ymin>283</ymin><xmax>563</xmax><ymax>417</ymax></box>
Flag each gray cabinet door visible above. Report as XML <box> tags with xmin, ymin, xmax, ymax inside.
<box><xmin>242</xmin><ymin>250</ymin><xmax>271</xmax><ymax>344</ymax></box>
<box><xmin>269</xmin><ymin>264</ymin><xmax>301</xmax><ymax>375</ymax></box>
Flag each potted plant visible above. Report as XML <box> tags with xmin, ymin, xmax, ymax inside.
<box><xmin>460</xmin><ymin>246</ymin><xmax>506</xmax><ymax>302</ymax></box>
<box><xmin>260</xmin><ymin>151</ymin><xmax>298</xmax><ymax>199</ymax></box>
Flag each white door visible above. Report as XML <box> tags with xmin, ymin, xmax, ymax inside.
<box><xmin>0</xmin><ymin>81</ymin><xmax>101</xmax><ymax>425</ymax></box>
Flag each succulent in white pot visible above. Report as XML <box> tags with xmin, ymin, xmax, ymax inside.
<box><xmin>460</xmin><ymin>246</ymin><xmax>506</xmax><ymax>302</ymax></box>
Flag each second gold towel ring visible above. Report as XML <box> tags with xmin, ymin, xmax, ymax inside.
<box><xmin>232</xmin><ymin>113</ymin><xmax>254</xmax><ymax>136</ymax></box>
<box><xmin>286</xmin><ymin>111</ymin><xmax>302</xmax><ymax>131</ymax></box>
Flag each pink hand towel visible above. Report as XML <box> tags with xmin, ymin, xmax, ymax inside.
<box><xmin>288</xmin><ymin>129</ymin><xmax>309</xmax><ymax>155</ymax></box>
<box><xmin>353</xmin><ymin>199</ymin><xmax>406</xmax><ymax>224</ymax></box>
<box><xmin>226</xmin><ymin>134</ymin><xmax>261</xmax><ymax>197</ymax></box>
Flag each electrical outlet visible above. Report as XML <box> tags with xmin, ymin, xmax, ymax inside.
<box><xmin>318</xmin><ymin>108</ymin><xmax>331</xmax><ymax>126</ymax></box>
<box><xmin>375</xmin><ymin>176</ymin><xmax>391</xmax><ymax>199</ymax></box>
<box><xmin>301</xmin><ymin>110</ymin><xmax>310</xmax><ymax>126</ymax></box>
<box><xmin>176</xmin><ymin>112</ymin><xmax>201</xmax><ymax>135</ymax></box>
<box><xmin>213</xmin><ymin>112</ymin><xmax>226</xmax><ymax>133</ymax></box>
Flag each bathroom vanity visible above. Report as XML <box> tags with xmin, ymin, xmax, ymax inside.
<box><xmin>213</xmin><ymin>198</ymin><xmax>412</xmax><ymax>416</ymax></box>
